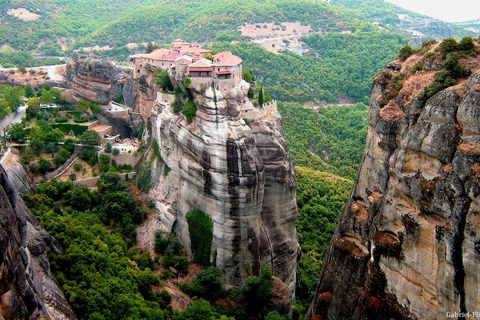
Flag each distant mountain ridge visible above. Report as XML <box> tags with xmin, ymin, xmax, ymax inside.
<box><xmin>0</xmin><ymin>0</ymin><xmax>475</xmax><ymax>52</ymax></box>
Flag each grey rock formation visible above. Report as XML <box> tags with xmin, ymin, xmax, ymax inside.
<box><xmin>2</xmin><ymin>153</ymin><xmax>34</xmax><ymax>193</ymax></box>
<box><xmin>65</xmin><ymin>55</ymin><xmax>131</xmax><ymax>105</ymax></box>
<box><xmin>147</xmin><ymin>81</ymin><xmax>299</xmax><ymax>292</ymax></box>
<box><xmin>307</xmin><ymin>59</ymin><xmax>480</xmax><ymax>319</ymax></box>
<box><xmin>0</xmin><ymin>164</ymin><xmax>75</xmax><ymax>320</ymax></box>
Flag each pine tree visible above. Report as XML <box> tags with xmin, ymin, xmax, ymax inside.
<box><xmin>258</xmin><ymin>86</ymin><xmax>264</xmax><ymax>107</ymax></box>
<box><xmin>145</xmin><ymin>42</ymin><xmax>154</xmax><ymax>54</ymax></box>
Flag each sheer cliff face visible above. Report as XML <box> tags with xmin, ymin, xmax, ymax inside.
<box><xmin>308</xmin><ymin>56</ymin><xmax>480</xmax><ymax>319</ymax></box>
<box><xmin>0</xmin><ymin>165</ymin><xmax>75</xmax><ymax>320</ymax></box>
<box><xmin>148</xmin><ymin>81</ymin><xmax>299</xmax><ymax>291</ymax></box>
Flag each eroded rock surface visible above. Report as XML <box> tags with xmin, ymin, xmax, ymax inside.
<box><xmin>65</xmin><ymin>55</ymin><xmax>134</xmax><ymax>106</ymax></box>
<box><xmin>0</xmin><ymin>165</ymin><xmax>75</xmax><ymax>320</ymax></box>
<box><xmin>308</xmin><ymin>56</ymin><xmax>480</xmax><ymax>319</ymax></box>
<box><xmin>147</xmin><ymin>81</ymin><xmax>299</xmax><ymax>293</ymax></box>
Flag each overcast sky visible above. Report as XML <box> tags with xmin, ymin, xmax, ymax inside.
<box><xmin>385</xmin><ymin>0</ymin><xmax>480</xmax><ymax>22</ymax></box>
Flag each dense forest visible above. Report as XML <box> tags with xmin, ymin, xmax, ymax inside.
<box><xmin>278</xmin><ymin>102</ymin><xmax>368</xmax><ymax>179</ymax></box>
<box><xmin>211</xmin><ymin>31</ymin><xmax>406</xmax><ymax>104</ymax></box>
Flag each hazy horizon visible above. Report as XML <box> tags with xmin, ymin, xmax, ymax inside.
<box><xmin>385</xmin><ymin>0</ymin><xmax>480</xmax><ymax>23</ymax></box>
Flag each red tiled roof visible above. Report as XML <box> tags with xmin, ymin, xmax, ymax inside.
<box><xmin>188</xmin><ymin>59</ymin><xmax>212</xmax><ymax>68</ymax></box>
<box><xmin>189</xmin><ymin>68</ymin><xmax>213</xmax><ymax>72</ymax></box>
<box><xmin>182</xmin><ymin>47</ymin><xmax>211</xmax><ymax>54</ymax></box>
<box><xmin>212</xmin><ymin>51</ymin><xmax>242</xmax><ymax>67</ymax></box>
<box><xmin>216</xmin><ymin>71</ymin><xmax>231</xmax><ymax>75</ymax></box>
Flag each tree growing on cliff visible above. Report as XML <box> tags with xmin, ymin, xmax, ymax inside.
<box><xmin>154</xmin><ymin>69</ymin><xmax>173</xmax><ymax>91</ymax></box>
<box><xmin>182</xmin><ymin>100</ymin><xmax>197</xmax><ymax>123</ymax></box>
<box><xmin>187</xmin><ymin>209</ymin><xmax>213</xmax><ymax>266</ymax></box>
<box><xmin>240</xmin><ymin>265</ymin><xmax>274</xmax><ymax>312</ymax></box>
<box><xmin>258</xmin><ymin>86</ymin><xmax>264</xmax><ymax>107</ymax></box>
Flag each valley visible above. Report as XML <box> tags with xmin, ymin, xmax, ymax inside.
<box><xmin>0</xmin><ymin>0</ymin><xmax>480</xmax><ymax>319</ymax></box>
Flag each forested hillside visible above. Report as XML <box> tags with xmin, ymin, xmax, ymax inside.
<box><xmin>211</xmin><ymin>32</ymin><xmax>406</xmax><ymax>103</ymax></box>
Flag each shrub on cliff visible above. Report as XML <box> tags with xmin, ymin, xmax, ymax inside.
<box><xmin>439</xmin><ymin>38</ymin><xmax>458</xmax><ymax>59</ymax></box>
<box><xmin>398</xmin><ymin>45</ymin><xmax>413</xmax><ymax>60</ymax></box>
<box><xmin>187</xmin><ymin>209</ymin><xmax>213</xmax><ymax>266</ymax></box>
<box><xmin>423</xmin><ymin>70</ymin><xmax>457</xmax><ymax>100</ymax></box>
<box><xmin>154</xmin><ymin>69</ymin><xmax>174</xmax><ymax>91</ymax></box>
<box><xmin>183</xmin><ymin>100</ymin><xmax>197</xmax><ymax>123</ymax></box>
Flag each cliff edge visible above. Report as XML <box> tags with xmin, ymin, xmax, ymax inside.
<box><xmin>307</xmin><ymin>40</ymin><xmax>480</xmax><ymax>319</ymax></box>
<box><xmin>145</xmin><ymin>78</ymin><xmax>299</xmax><ymax>296</ymax></box>
<box><xmin>0</xmin><ymin>164</ymin><xmax>75</xmax><ymax>319</ymax></box>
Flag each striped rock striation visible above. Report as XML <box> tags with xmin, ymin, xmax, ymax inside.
<box><xmin>307</xmin><ymin>48</ymin><xmax>480</xmax><ymax>319</ymax></box>
<box><xmin>0</xmin><ymin>164</ymin><xmax>75</xmax><ymax>320</ymax></box>
<box><xmin>147</xmin><ymin>80</ymin><xmax>299</xmax><ymax>294</ymax></box>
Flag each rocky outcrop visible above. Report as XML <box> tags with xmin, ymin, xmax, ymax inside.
<box><xmin>307</xmin><ymin>51</ymin><xmax>480</xmax><ymax>319</ymax></box>
<box><xmin>147</xmin><ymin>80</ymin><xmax>299</xmax><ymax>293</ymax></box>
<box><xmin>2</xmin><ymin>152</ymin><xmax>34</xmax><ymax>193</ymax></box>
<box><xmin>65</xmin><ymin>55</ymin><xmax>134</xmax><ymax>106</ymax></box>
<box><xmin>0</xmin><ymin>164</ymin><xmax>75</xmax><ymax>320</ymax></box>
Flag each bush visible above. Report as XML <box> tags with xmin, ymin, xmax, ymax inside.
<box><xmin>104</xmin><ymin>141</ymin><xmax>112</xmax><ymax>153</ymax></box>
<box><xmin>38</xmin><ymin>158</ymin><xmax>53</xmax><ymax>174</ymax></box>
<box><xmin>459</xmin><ymin>36</ymin><xmax>474</xmax><ymax>53</ymax></box>
<box><xmin>73</xmin><ymin>163</ymin><xmax>83</xmax><ymax>172</ymax></box>
<box><xmin>55</xmin><ymin>116</ymin><xmax>68</xmax><ymax>123</ymax></box>
<box><xmin>53</xmin><ymin>148</ymin><xmax>71</xmax><ymax>167</ymax></box>
<box><xmin>444</xmin><ymin>53</ymin><xmax>463</xmax><ymax>77</ymax></box>
<box><xmin>439</xmin><ymin>38</ymin><xmax>458</xmax><ymax>59</ymax></box>
<box><xmin>162</xmin><ymin>252</ymin><xmax>189</xmax><ymax>274</ymax></box>
<box><xmin>182</xmin><ymin>267</ymin><xmax>223</xmax><ymax>301</ymax></box>
<box><xmin>112</xmin><ymin>148</ymin><xmax>120</xmax><ymax>155</ymax></box>
<box><xmin>154</xmin><ymin>231</ymin><xmax>169</xmax><ymax>254</ymax></box>
<box><xmin>74</xmin><ymin>116</ymin><xmax>89</xmax><ymax>123</ymax></box>
<box><xmin>398</xmin><ymin>45</ymin><xmax>413</xmax><ymax>60</ymax></box>
<box><xmin>423</xmin><ymin>70</ymin><xmax>457</xmax><ymax>99</ymax></box>
<box><xmin>240</xmin><ymin>265</ymin><xmax>274</xmax><ymax>311</ymax></box>
<box><xmin>182</xmin><ymin>100</ymin><xmax>197</xmax><ymax>123</ymax></box>
<box><xmin>187</xmin><ymin>210</ymin><xmax>213</xmax><ymax>266</ymax></box>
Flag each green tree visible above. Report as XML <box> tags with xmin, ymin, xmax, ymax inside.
<box><xmin>186</xmin><ymin>209</ymin><xmax>213</xmax><ymax>266</ymax></box>
<box><xmin>240</xmin><ymin>265</ymin><xmax>274</xmax><ymax>311</ymax></box>
<box><xmin>7</xmin><ymin>123</ymin><xmax>27</xmax><ymax>142</ymax></box>
<box><xmin>175</xmin><ymin>298</ymin><xmax>220</xmax><ymax>320</ymax></box>
<box><xmin>25</xmin><ymin>83</ymin><xmax>36</xmax><ymax>98</ymax></box>
<box><xmin>80</xmin><ymin>130</ymin><xmax>101</xmax><ymax>146</ymax></box>
<box><xmin>258</xmin><ymin>85</ymin><xmax>264</xmax><ymax>107</ymax></box>
<box><xmin>183</xmin><ymin>267</ymin><xmax>223</xmax><ymax>301</ymax></box>
<box><xmin>459</xmin><ymin>36</ymin><xmax>474</xmax><ymax>52</ymax></box>
<box><xmin>242</xmin><ymin>69</ymin><xmax>255</xmax><ymax>83</ymax></box>
<box><xmin>3</xmin><ymin>86</ymin><xmax>22</xmax><ymax>111</ymax></box>
<box><xmin>38</xmin><ymin>158</ymin><xmax>52</xmax><ymax>174</ymax></box>
<box><xmin>439</xmin><ymin>38</ymin><xmax>458</xmax><ymax>59</ymax></box>
<box><xmin>63</xmin><ymin>138</ymin><xmax>76</xmax><ymax>153</ymax></box>
<box><xmin>45</xmin><ymin>142</ymin><xmax>57</xmax><ymax>156</ymax></box>
<box><xmin>30</xmin><ymin>138</ymin><xmax>45</xmax><ymax>155</ymax></box>
<box><xmin>182</xmin><ymin>101</ymin><xmax>197</xmax><ymax>123</ymax></box>
<box><xmin>155</xmin><ymin>69</ymin><xmax>173</xmax><ymax>91</ymax></box>
<box><xmin>40</xmin><ymin>89</ymin><xmax>54</xmax><ymax>105</ymax></box>
<box><xmin>445</xmin><ymin>53</ymin><xmax>463</xmax><ymax>77</ymax></box>
<box><xmin>53</xmin><ymin>148</ymin><xmax>71</xmax><ymax>167</ymax></box>
<box><xmin>104</xmin><ymin>141</ymin><xmax>112</xmax><ymax>153</ymax></box>
<box><xmin>266</xmin><ymin>311</ymin><xmax>284</xmax><ymax>320</ymax></box>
